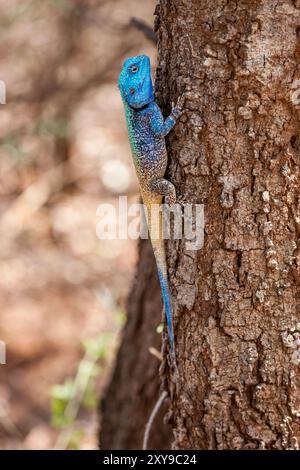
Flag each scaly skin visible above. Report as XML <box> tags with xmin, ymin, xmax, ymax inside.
<box><xmin>118</xmin><ymin>54</ymin><xmax>183</xmax><ymax>368</ymax></box>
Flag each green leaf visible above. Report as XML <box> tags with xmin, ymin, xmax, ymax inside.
<box><xmin>51</xmin><ymin>398</ymin><xmax>74</xmax><ymax>429</ymax></box>
<box><xmin>51</xmin><ymin>379</ymin><xmax>75</xmax><ymax>401</ymax></box>
<box><xmin>83</xmin><ymin>382</ymin><xmax>98</xmax><ymax>409</ymax></box>
<box><xmin>115</xmin><ymin>309</ymin><xmax>127</xmax><ymax>327</ymax></box>
<box><xmin>81</xmin><ymin>333</ymin><xmax>113</xmax><ymax>359</ymax></box>
<box><xmin>68</xmin><ymin>429</ymin><xmax>85</xmax><ymax>450</ymax></box>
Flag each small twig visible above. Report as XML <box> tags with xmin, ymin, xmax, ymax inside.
<box><xmin>128</xmin><ymin>17</ymin><xmax>157</xmax><ymax>44</ymax></box>
<box><xmin>143</xmin><ymin>391</ymin><xmax>168</xmax><ymax>450</ymax></box>
<box><xmin>149</xmin><ymin>347</ymin><xmax>163</xmax><ymax>362</ymax></box>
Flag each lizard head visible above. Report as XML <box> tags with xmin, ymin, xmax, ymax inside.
<box><xmin>118</xmin><ymin>54</ymin><xmax>154</xmax><ymax>109</ymax></box>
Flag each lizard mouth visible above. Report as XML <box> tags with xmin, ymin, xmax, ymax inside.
<box><xmin>129</xmin><ymin>74</ymin><xmax>151</xmax><ymax>108</ymax></box>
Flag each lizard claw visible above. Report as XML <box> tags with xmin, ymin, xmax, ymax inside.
<box><xmin>172</xmin><ymin>94</ymin><xmax>185</xmax><ymax>119</ymax></box>
<box><xmin>176</xmin><ymin>94</ymin><xmax>185</xmax><ymax>110</ymax></box>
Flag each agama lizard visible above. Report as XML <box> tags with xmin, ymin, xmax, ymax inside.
<box><xmin>118</xmin><ymin>54</ymin><xmax>183</xmax><ymax>370</ymax></box>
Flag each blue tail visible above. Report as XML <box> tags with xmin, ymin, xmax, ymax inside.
<box><xmin>149</xmin><ymin>231</ymin><xmax>177</xmax><ymax>368</ymax></box>
<box><xmin>158</xmin><ymin>269</ymin><xmax>175</xmax><ymax>355</ymax></box>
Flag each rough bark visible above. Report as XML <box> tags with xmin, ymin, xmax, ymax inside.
<box><xmin>101</xmin><ymin>0</ymin><xmax>300</xmax><ymax>450</ymax></box>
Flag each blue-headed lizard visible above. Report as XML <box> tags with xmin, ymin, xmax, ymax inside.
<box><xmin>118</xmin><ymin>54</ymin><xmax>183</xmax><ymax>372</ymax></box>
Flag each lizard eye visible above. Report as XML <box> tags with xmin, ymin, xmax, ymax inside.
<box><xmin>130</xmin><ymin>65</ymin><xmax>139</xmax><ymax>73</ymax></box>
<box><xmin>129</xmin><ymin>87</ymin><xmax>135</xmax><ymax>95</ymax></box>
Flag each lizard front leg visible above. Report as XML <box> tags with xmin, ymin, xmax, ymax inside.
<box><xmin>149</xmin><ymin>95</ymin><xmax>185</xmax><ymax>138</ymax></box>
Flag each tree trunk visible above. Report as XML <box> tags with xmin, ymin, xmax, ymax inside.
<box><xmin>101</xmin><ymin>0</ymin><xmax>300</xmax><ymax>450</ymax></box>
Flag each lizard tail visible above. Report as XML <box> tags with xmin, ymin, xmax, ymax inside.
<box><xmin>151</xmin><ymin>237</ymin><xmax>176</xmax><ymax>360</ymax></box>
<box><xmin>144</xmin><ymin>198</ymin><xmax>177</xmax><ymax>370</ymax></box>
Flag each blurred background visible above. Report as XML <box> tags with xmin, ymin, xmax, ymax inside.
<box><xmin>0</xmin><ymin>0</ymin><xmax>156</xmax><ymax>449</ymax></box>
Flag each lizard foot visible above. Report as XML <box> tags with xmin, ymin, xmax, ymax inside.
<box><xmin>149</xmin><ymin>178</ymin><xmax>176</xmax><ymax>205</ymax></box>
<box><xmin>171</xmin><ymin>94</ymin><xmax>185</xmax><ymax>119</ymax></box>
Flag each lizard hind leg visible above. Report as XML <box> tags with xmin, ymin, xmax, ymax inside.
<box><xmin>149</xmin><ymin>178</ymin><xmax>176</xmax><ymax>205</ymax></box>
